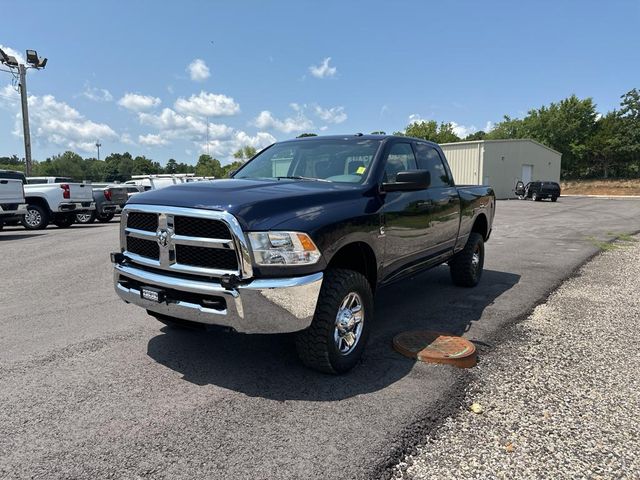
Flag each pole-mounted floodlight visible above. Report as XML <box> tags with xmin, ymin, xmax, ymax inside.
<box><xmin>0</xmin><ymin>48</ymin><xmax>19</xmax><ymax>67</ymax></box>
<box><xmin>25</xmin><ymin>49</ymin><xmax>47</xmax><ymax>69</ymax></box>
<box><xmin>26</xmin><ymin>50</ymin><xmax>38</xmax><ymax>65</ymax></box>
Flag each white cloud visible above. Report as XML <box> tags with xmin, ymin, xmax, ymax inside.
<box><xmin>450</xmin><ymin>122</ymin><xmax>477</xmax><ymax>138</ymax></box>
<box><xmin>118</xmin><ymin>93</ymin><xmax>161</xmax><ymax>111</ymax></box>
<box><xmin>309</xmin><ymin>57</ymin><xmax>337</xmax><ymax>79</ymax></box>
<box><xmin>3</xmin><ymin>94</ymin><xmax>119</xmax><ymax>152</ymax></box>
<box><xmin>0</xmin><ymin>44</ymin><xmax>24</xmax><ymax>65</ymax></box>
<box><xmin>201</xmin><ymin>130</ymin><xmax>276</xmax><ymax>161</ymax></box>
<box><xmin>138</xmin><ymin>107</ymin><xmax>235</xmax><ymax>142</ymax></box>
<box><xmin>408</xmin><ymin>113</ymin><xmax>425</xmax><ymax>123</ymax></box>
<box><xmin>313</xmin><ymin>105</ymin><xmax>347</xmax><ymax>124</ymax></box>
<box><xmin>253</xmin><ymin>109</ymin><xmax>313</xmax><ymax>133</ymax></box>
<box><xmin>120</xmin><ymin>133</ymin><xmax>135</xmax><ymax>145</ymax></box>
<box><xmin>484</xmin><ymin>121</ymin><xmax>494</xmax><ymax>132</ymax></box>
<box><xmin>174</xmin><ymin>91</ymin><xmax>240</xmax><ymax>117</ymax></box>
<box><xmin>80</xmin><ymin>86</ymin><xmax>113</xmax><ymax>102</ymax></box>
<box><xmin>138</xmin><ymin>133</ymin><xmax>168</xmax><ymax>146</ymax></box>
<box><xmin>187</xmin><ymin>58</ymin><xmax>211</xmax><ymax>82</ymax></box>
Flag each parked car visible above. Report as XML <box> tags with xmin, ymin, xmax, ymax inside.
<box><xmin>0</xmin><ymin>170</ymin><xmax>28</xmax><ymax>230</ymax></box>
<box><xmin>514</xmin><ymin>181</ymin><xmax>561</xmax><ymax>202</ymax></box>
<box><xmin>112</xmin><ymin>135</ymin><xmax>495</xmax><ymax>373</ymax></box>
<box><xmin>76</xmin><ymin>185</ymin><xmax>129</xmax><ymax>224</ymax></box>
<box><xmin>22</xmin><ymin>176</ymin><xmax>95</xmax><ymax>229</ymax></box>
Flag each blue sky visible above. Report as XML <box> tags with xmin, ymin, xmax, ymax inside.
<box><xmin>1</xmin><ymin>0</ymin><xmax>638</xmax><ymax>165</ymax></box>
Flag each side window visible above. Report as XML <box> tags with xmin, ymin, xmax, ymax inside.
<box><xmin>384</xmin><ymin>143</ymin><xmax>417</xmax><ymax>183</ymax></box>
<box><xmin>414</xmin><ymin>144</ymin><xmax>451</xmax><ymax>187</ymax></box>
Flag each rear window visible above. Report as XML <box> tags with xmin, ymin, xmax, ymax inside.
<box><xmin>0</xmin><ymin>171</ymin><xmax>27</xmax><ymax>184</ymax></box>
<box><xmin>27</xmin><ymin>178</ymin><xmax>49</xmax><ymax>184</ymax></box>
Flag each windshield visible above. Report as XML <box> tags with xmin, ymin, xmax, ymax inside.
<box><xmin>233</xmin><ymin>138</ymin><xmax>382</xmax><ymax>183</ymax></box>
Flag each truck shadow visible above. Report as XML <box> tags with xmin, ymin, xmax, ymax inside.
<box><xmin>146</xmin><ymin>266</ymin><xmax>519</xmax><ymax>401</ymax></box>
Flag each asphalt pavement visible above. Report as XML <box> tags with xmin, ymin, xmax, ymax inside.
<box><xmin>1</xmin><ymin>197</ymin><xmax>639</xmax><ymax>479</ymax></box>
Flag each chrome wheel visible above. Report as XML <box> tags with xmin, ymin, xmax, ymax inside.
<box><xmin>76</xmin><ymin>213</ymin><xmax>93</xmax><ymax>223</ymax></box>
<box><xmin>24</xmin><ymin>209</ymin><xmax>42</xmax><ymax>228</ymax></box>
<box><xmin>334</xmin><ymin>292</ymin><xmax>364</xmax><ymax>355</ymax></box>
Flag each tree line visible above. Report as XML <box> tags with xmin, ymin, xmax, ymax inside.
<box><xmin>0</xmin><ymin>147</ymin><xmax>255</xmax><ymax>183</ymax></box>
<box><xmin>394</xmin><ymin>88</ymin><xmax>640</xmax><ymax>179</ymax></box>
<box><xmin>1</xmin><ymin>89</ymin><xmax>638</xmax><ymax>180</ymax></box>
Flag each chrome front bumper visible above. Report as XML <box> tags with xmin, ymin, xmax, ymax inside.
<box><xmin>113</xmin><ymin>263</ymin><xmax>323</xmax><ymax>334</ymax></box>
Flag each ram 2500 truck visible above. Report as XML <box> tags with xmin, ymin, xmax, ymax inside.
<box><xmin>111</xmin><ymin>135</ymin><xmax>495</xmax><ymax>373</ymax></box>
<box><xmin>23</xmin><ymin>176</ymin><xmax>95</xmax><ymax>229</ymax></box>
<box><xmin>0</xmin><ymin>170</ymin><xmax>28</xmax><ymax>230</ymax></box>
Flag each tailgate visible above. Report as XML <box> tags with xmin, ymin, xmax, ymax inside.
<box><xmin>0</xmin><ymin>179</ymin><xmax>25</xmax><ymax>204</ymax></box>
<box><xmin>109</xmin><ymin>187</ymin><xmax>129</xmax><ymax>204</ymax></box>
<box><xmin>68</xmin><ymin>183</ymin><xmax>94</xmax><ymax>202</ymax></box>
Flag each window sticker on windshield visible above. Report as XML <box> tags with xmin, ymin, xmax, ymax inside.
<box><xmin>356</xmin><ymin>166</ymin><xmax>366</xmax><ymax>174</ymax></box>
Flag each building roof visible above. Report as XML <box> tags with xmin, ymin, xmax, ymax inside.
<box><xmin>439</xmin><ymin>138</ymin><xmax>561</xmax><ymax>156</ymax></box>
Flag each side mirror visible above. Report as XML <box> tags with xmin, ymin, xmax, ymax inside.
<box><xmin>382</xmin><ymin>170</ymin><xmax>431</xmax><ymax>192</ymax></box>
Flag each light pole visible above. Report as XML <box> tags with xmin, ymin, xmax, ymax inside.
<box><xmin>0</xmin><ymin>48</ymin><xmax>48</xmax><ymax>176</ymax></box>
<box><xmin>96</xmin><ymin>140</ymin><xmax>102</xmax><ymax>161</ymax></box>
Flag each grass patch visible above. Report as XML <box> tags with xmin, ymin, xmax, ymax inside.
<box><xmin>589</xmin><ymin>232</ymin><xmax>638</xmax><ymax>251</ymax></box>
<box><xmin>561</xmin><ymin>179</ymin><xmax>640</xmax><ymax>196</ymax></box>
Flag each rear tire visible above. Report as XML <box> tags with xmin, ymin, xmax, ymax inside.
<box><xmin>21</xmin><ymin>204</ymin><xmax>50</xmax><ymax>230</ymax></box>
<box><xmin>295</xmin><ymin>268</ymin><xmax>373</xmax><ymax>374</ymax></box>
<box><xmin>449</xmin><ymin>232</ymin><xmax>485</xmax><ymax>287</ymax></box>
<box><xmin>76</xmin><ymin>211</ymin><xmax>96</xmax><ymax>224</ymax></box>
<box><xmin>53</xmin><ymin>213</ymin><xmax>75</xmax><ymax>228</ymax></box>
<box><xmin>96</xmin><ymin>211</ymin><xmax>115</xmax><ymax>223</ymax></box>
<box><xmin>551</xmin><ymin>196</ymin><xmax>558</xmax><ymax>202</ymax></box>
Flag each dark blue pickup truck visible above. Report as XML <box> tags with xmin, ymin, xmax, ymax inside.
<box><xmin>111</xmin><ymin>135</ymin><xmax>495</xmax><ymax>373</ymax></box>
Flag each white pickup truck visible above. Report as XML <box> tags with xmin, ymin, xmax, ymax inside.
<box><xmin>0</xmin><ymin>170</ymin><xmax>28</xmax><ymax>231</ymax></box>
<box><xmin>22</xmin><ymin>176</ymin><xmax>95</xmax><ymax>229</ymax></box>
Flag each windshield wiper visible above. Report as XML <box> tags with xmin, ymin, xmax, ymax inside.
<box><xmin>275</xmin><ymin>176</ymin><xmax>331</xmax><ymax>182</ymax></box>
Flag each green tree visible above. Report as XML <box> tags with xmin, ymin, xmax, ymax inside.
<box><xmin>464</xmin><ymin>131</ymin><xmax>487</xmax><ymax>141</ymax></box>
<box><xmin>222</xmin><ymin>160</ymin><xmax>244</xmax><ymax>177</ymax></box>
<box><xmin>233</xmin><ymin>146</ymin><xmax>257</xmax><ymax>161</ymax></box>
<box><xmin>195</xmin><ymin>154</ymin><xmax>224</xmax><ymax>177</ymax></box>
<box><xmin>133</xmin><ymin>155</ymin><xmax>157</xmax><ymax>175</ymax></box>
<box><xmin>296</xmin><ymin>133</ymin><xmax>317</xmax><ymax>138</ymax></box>
<box><xmin>165</xmin><ymin>158</ymin><xmax>178</xmax><ymax>174</ymax></box>
<box><xmin>403</xmin><ymin>120</ymin><xmax>461</xmax><ymax>144</ymax></box>
<box><xmin>104</xmin><ymin>152</ymin><xmax>134</xmax><ymax>182</ymax></box>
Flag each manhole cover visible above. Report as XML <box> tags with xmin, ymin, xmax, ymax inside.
<box><xmin>393</xmin><ymin>331</ymin><xmax>477</xmax><ymax>368</ymax></box>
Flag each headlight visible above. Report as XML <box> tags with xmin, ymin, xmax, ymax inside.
<box><xmin>248</xmin><ymin>231</ymin><xmax>321</xmax><ymax>266</ymax></box>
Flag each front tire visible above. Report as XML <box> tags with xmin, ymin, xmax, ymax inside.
<box><xmin>21</xmin><ymin>205</ymin><xmax>50</xmax><ymax>230</ymax></box>
<box><xmin>531</xmin><ymin>192</ymin><xmax>539</xmax><ymax>201</ymax></box>
<box><xmin>551</xmin><ymin>196</ymin><xmax>558</xmax><ymax>202</ymax></box>
<box><xmin>295</xmin><ymin>269</ymin><xmax>373</xmax><ymax>374</ymax></box>
<box><xmin>449</xmin><ymin>232</ymin><xmax>485</xmax><ymax>287</ymax></box>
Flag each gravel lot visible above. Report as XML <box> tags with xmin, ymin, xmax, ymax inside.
<box><xmin>1</xmin><ymin>197</ymin><xmax>640</xmax><ymax>479</ymax></box>
<box><xmin>395</xmin><ymin>236</ymin><xmax>640</xmax><ymax>479</ymax></box>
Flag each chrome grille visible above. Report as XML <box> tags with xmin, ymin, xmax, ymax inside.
<box><xmin>174</xmin><ymin>216</ymin><xmax>231</xmax><ymax>239</ymax></box>
<box><xmin>121</xmin><ymin>205</ymin><xmax>252</xmax><ymax>278</ymax></box>
<box><xmin>175</xmin><ymin>245</ymin><xmax>238</xmax><ymax>270</ymax></box>
<box><xmin>126</xmin><ymin>236</ymin><xmax>159</xmax><ymax>259</ymax></box>
<box><xmin>127</xmin><ymin>212</ymin><xmax>158</xmax><ymax>231</ymax></box>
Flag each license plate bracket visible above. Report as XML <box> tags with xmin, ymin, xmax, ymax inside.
<box><xmin>141</xmin><ymin>286</ymin><xmax>165</xmax><ymax>303</ymax></box>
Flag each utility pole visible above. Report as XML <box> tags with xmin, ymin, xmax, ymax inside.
<box><xmin>0</xmin><ymin>48</ymin><xmax>47</xmax><ymax>177</ymax></box>
<box><xmin>206</xmin><ymin>116</ymin><xmax>210</xmax><ymax>156</ymax></box>
<box><xmin>96</xmin><ymin>140</ymin><xmax>102</xmax><ymax>161</ymax></box>
<box><xmin>18</xmin><ymin>64</ymin><xmax>33</xmax><ymax>176</ymax></box>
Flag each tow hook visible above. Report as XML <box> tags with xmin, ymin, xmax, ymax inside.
<box><xmin>220</xmin><ymin>274</ymin><xmax>241</xmax><ymax>290</ymax></box>
<box><xmin>110</xmin><ymin>252</ymin><xmax>127</xmax><ymax>265</ymax></box>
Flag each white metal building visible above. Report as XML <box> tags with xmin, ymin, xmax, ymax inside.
<box><xmin>440</xmin><ymin>139</ymin><xmax>562</xmax><ymax>199</ymax></box>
